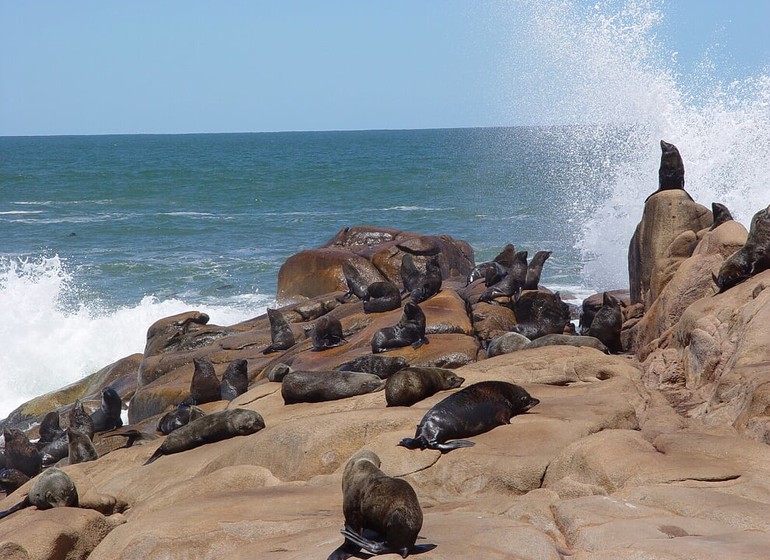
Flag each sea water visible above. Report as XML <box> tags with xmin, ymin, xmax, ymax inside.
<box><xmin>1</xmin><ymin>0</ymin><xmax>768</xmax><ymax>419</ymax></box>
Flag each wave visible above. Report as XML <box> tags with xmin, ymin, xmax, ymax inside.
<box><xmin>0</xmin><ymin>255</ymin><xmax>266</xmax><ymax>420</ymax></box>
<box><xmin>380</xmin><ymin>206</ymin><xmax>452</xmax><ymax>212</ymax></box>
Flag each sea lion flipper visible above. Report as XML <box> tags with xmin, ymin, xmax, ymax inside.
<box><xmin>0</xmin><ymin>497</ymin><xmax>31</xmax><ymax>520</ymax></box>
<box><xmin>397</xmin><ymin>437</ymin><xmax>424</xmax><ymax>450</ymax></box>
<box><xmin>340</xmin><ymin>528</ymin><xmax>392</xmax><ymax>555</ymax></box>
<box><xmin>434</xmin><ymin>440</ymin><xmax>475</xmax><ymax>452</ymax></box>
<box><xmin>144</xmin><ymin>449</ymin><xmax>163</xmax><ymax>465</ymax></box>
<box><xmin>411</xmin><ymin>543</ymin><xmax>438</xmax><ymax>554</ymax></box>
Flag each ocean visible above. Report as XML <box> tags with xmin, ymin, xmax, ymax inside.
<box><xmin>1</xmin><ymin>2</ymin><xmax>769</xmax><ymax>419</ymax></box>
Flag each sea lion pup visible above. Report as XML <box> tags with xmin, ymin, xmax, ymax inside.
<box><xmin>66</xmin><ymin>426</ymin><xmax>98</xmax><ymax>465</ymax></box>
<box><xmin>336</xmin><ymin>355</ymin><xmax>409</xmax><ymax>379</ymax></box>
<box><xmin>710</xmin><ymin>202</ymin><xmax>734</xmax><ymax>230</ymax></box>
<box><xmin>587</xmin><ymin>292</ymin><xmax>623</xmax><ymax>353</ymax></box>
<box><xmin>281</xmin><ymin>370</ymin><xmax>386</xmax><ymax>404</ymax></box>
<box><xmin>0</xmin><ymin>468</ymin><xmax>78</xmax><ymax>521</ymax></box>
<box><xmin>144</xmin><ymin>408</ymin><xmax>265</xmax><ymax>465</ymax></box>
<box><xmin>409</xmin><ymin>256</ymin><xmax>442</xmax><ymax>304</ymax></box>
<box><xmin>3</xmin><ymin>428</ymin><xmax>41</xmax><ymax>478</ymax></box>
<box><xmin>338</xmin><ymin>260</ymin><xmax>369</xmax><ymax>301</ymax></box>
<box><xmin>715</xmin><ymin>204</ymin><xmax>770</xmax><ymax>293</ymax></box>
<box><xmin>156</xmin><ymin>402</ymin><xmax>206</xmax><ymax>435</ymax></box>
<box><xmin>363</xmin><ymin>281</ymin><xmax>402</xmax><ymax>314</ymax></box>
<box><xmin>0</xmin><ymin>468</ymin><xmax>30</xmax><ymax>495</ymax></box>
<box><xmin>371</xmin><ymin>301</ymin><xmax>429</xmax><ymax>354</ymax></box>
<box><xmin>398</xmin><ymin>381</ymin><xmax>539</xmax><ymax>452</ymax></box>
<box><xmin>645</xmin><ymin>139</ymin><xmax>693</xmax><ymax>202</ymax></box>
<box><xmin>185</xmin><ymin>358</ymin><xmax>221</xmax><ymax>405</ymax></box>
<box><xmin>327</xmin><ymin>449</ymin><xmax>435</xmax><ymax>560</ymax></box>
<box><xmin>103</xmin><ymin>429</ymin><xmax>160</xmax><ymax>448</ymax></box>
<box><xmin>90</xmin><ymin>386</ymin><xmax>123</xmax><ymax>433</ymax></box>
<box><xmin>385</xmin><ymin>367</ymin><xmax>465</xmax><ymax>407</ymax></box>
<box><xmin>312</xmin><ymin>315</ymin><xmax>347</xmax><ymax>350</ymax></box>
<box><xmin>38</xmin><ymin>411</ymin><xmax>64</xmax><ymax>444</ymax></box>
<box><xmin>262</xmin><ymin>308</ymin><xmax>296</xmax><ymax>354</ymax></box>
<box><xmin>220</xmin><ymin>358</ymin><xmax>249</xmax><ymax>401</ymax></box>
<box><xmin>478</xmin><ymin>250</ymin><xmax>528</xmax><ymax>304</ymax></box>
<box><xmin>524</xmin><ymin>250</ymin><xmax>552</xmax><ymax>290</ymax></box>
<box><xmin>399</xmin><ymin>254</ymin><xmax>422</xmax><ymax>294</ymax></box>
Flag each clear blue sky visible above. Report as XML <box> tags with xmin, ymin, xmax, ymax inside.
<box><xmin>1</xmin><ymin>0</ymin><xmax>768</xmax><ymax>136</ymax></box>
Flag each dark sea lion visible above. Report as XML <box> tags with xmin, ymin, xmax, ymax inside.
<box><xmin>526</xmin><ymin>333</ymin><xmax>609</xmax><ymax>353</ymax></box>
<box><xmin>0</xmin><ymin>468</ymin><xmax>30</xmax><ymax>495</ymax></box>
<box><xmin>66</xmin><ymin>426</ymin><xmax>98</xmax><ymax>465</ymax></box>
<box><xmin>492</xmin><ymin>243</ymin><xmax>517</xmax><ymax>269</ymax></box>
<box><xmin>409</xmin><ymin>256</ymin><xmax>442</xmax><ymax>304</ymax></box>
<box><xmin>220</xmin><ymin>358</ymin><xmax>249</xmax><ymax>401</ymax></box>
<box><xmin>399</xmin><ymin>254</ymin><xmax>422</xmax><ymax>294</ymax></box>
<box><xmin>102</xmin><ymin>429</ymin><xmax>160</xmax><ymax>448</ymax></box>
<box><xmin>0</xmin><ymin>467</ymin><xmax>78</xmax><ymax>520</ymax></box>
<box><xmin>156</xmin><ymin>403</ymin><xmax>206</xmax><ymax>435</ymax></box>
<box><xmin>327</xmin><ymin>449</ymin><xmax>435</xmax><ymax>560</ymax></box>
<box><xmin>466</xmin><ymin>260</ymin><xmax>507</xmax><ymax>286</ymax></box>
<box><xmin>512</xmin><ymin>291</ymin><xmax>571</xmax><ymax>340</ymax></box>
<box><xmin>40</xmin><ymin>436</ymin><xmax>70</xmax><ymax>468</ymax></box>
<box><xmin>144</xmin><ymin>408</ymin><xmax>265</xmax><ymax>465</ymax></box>
<box><xmin>90</xmin><ymin>386</ymin><xmax>123</xmax><ymax>433</ymax></box>
<box><xmin>371</xmin><ymin>301</ymin><xmax>429</xmax><ymax>354</ymax></box>
<box><xmin>715</xmin><ymin>204</ymin><xmax>770</xmax><ymax>293</ymax></box>
<box><xmin>398</xmin><ymin>381</ymin><xmax>539</xmax><ymax>452</ymax></box>
<box><xmin>385</xmin><ymin>367</ymin><xmax>465</xmax><ymax>407</ymax></box>
<box><xmin>485</xmin><ymin>332</ymin><xmax>531</xmax><ymax>357</ymax></box>
<box><xmin>263</xmin><ymin>308</ymin><xmax>296</xmax><ymax>354</ymax></box>
<box><xmin>710</xmin><ymin>202</ymin><xmax>734</xmax><ymax>230</ymax></box>
<box><xmin>266</xmin><ymin>363</ymin><xmax>292</xmax><ymax>382</ymax></box>
<box><xmin>587</xmin><ymin>293</ymin><xmax>623</xmax><ymax>353</ymax></box>
<box><xmin>69</xmin><ymin>400</ymin><xmax>95</xmax><ymax>440</ymax></box>
<box><xmin>336</xmin><ymin>355</ymin><xmax>409</xmax><ymax>379</ymax></box>
<box><xmin>186</xmin><ymin>358</ymin><xmax>221</xmax><ymax>405</ymax></box>
<box><xmin>281</xmin><ymin>370</ymin><xmax>385</xmax><ymax>404</ymax></box>
<box><xmin>478</xmin><ymin>250</ymin><xmax>528</xmax><ymax>304</ymax></box>
<box><xmin>339</xmin><ymin>260</ymin><xmax>370</xmax><ymax>301</ymax></box>
<box><xmin>312</xmin><ymin>315</ymin><xmax>347</xmax><ymax>350</ymax></box>
<box><xmin>363</xmin><ymin>281</ymin><xmax>402</xmax><ymax>314</ymax></box>
<box><xmin>38</xmin><ymin>411</ymin><xmax>64</xmax><ymax>444</ymax></box>
<box><xmin>3</xmin><ymin>428</ymin><xmax>41</xmax><ymax>478</ymax></box>
<box><xmin>524</xmin><ymin>250</ymin><xmax>552</xmax><ymax>290</ymax></box>
<box><xmin>645</xmin><ymin>140</ymin><xmax>693</xmax><ymax>202</ymax></box>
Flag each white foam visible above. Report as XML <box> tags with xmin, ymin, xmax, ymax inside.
<box><xmin>0</xmin><ymin>256</ymin><xmax>265</xmax><ymax>420</ymax></box>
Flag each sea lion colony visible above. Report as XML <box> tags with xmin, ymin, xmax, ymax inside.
<box><xmin>0</xmin><ymin>139</ymin><xmax>764</xmax><ymax>557</ymax></box>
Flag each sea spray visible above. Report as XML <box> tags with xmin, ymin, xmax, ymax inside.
<box><xmin>495</xmin><ymin>0</ymin><xmax>770</xmax><ymax>289</ymax></box>
<box><xmin>0</xmin><ymin>256</ymin><xmax>262</xmax><ymax>418</ymax></box>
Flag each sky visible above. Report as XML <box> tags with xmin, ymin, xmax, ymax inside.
<box><xmin>1</xmin><ymin>0</ymin><xmax>768</xmax><ymax>136</ymax></box>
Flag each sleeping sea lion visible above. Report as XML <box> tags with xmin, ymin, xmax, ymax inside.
<box><xmin>385</xmin><ymin>367</ymin><xmax>465</xmax><ymax>407</ymax></box>
<box><xmin>312</xmin><ymin>315</ymin><xmax>346</xmax><ymax>350</ymax></box>
<box><xmin>399</xmin><ymin>381</ymin><xmax>539</xmax><ymax>452</ymax></box>
<box><xmin>0</xmin><ymin>468</ymin><xmax>78</xmax><ymax>520</ymax></box>
<box><xmin>156</xmin><ymin>403</ymin><xmax>206</xmax><ymax>435</ymax></box>
<box><xmin>363</xmin><ymin>281</ymin><xmax>402</xmax><ymax>314</ymax></box>
<box><xmin>281</xmin><ymin>370</ymin><xmax>386</xmax><ymax>404</ymax></box>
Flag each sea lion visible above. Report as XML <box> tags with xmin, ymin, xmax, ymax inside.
<box><xmin>645</xmin><ymin>140</ymin><xmax>693</xmax><ymax>202</ymax></box>
<box><xmin>512</xmin><ymin>290</ymin><xmax>571</xmax><ymax>340</ymax></box>
<box><xmin>90</xmin><ymin>386</ymin><xmax>123</xmax><ymax>433</ymax></box>
<box><xmin>220</xmin><ymin>358</ymin><xmax>249</xmax><ymax>401</ymax></box>
<box><xmin>715</xmin><ymin>204</ymin><xmax>770</xmax><ymax>293</ymax></box>
<box><xmin>587</xmin><ymin>293</ymin><xmax>623</xmax><ymax>353</ymax></box>
<box><xmin>327</xmin><ymin>449</ymin><xmax>435</xmax><ymax>560</ymax></box>
<box><xmin>0</xmin><ymin>468</ymin><xmax>78</xmax><ymax>520</ymax></box>
<box><xmin>336</xmin><ymin>355</ymin><xmax>409</xmax><ymax>379</ymax></box>
<box><xmin>144</xmin><ymin>408</ymin><xmax>265</xmax><ymax>465</ymax></box>
<box><xmin>281</xmin><ymin>370</ymin><xmax>386</xmax><ymax>404</ymax></box>
<box><xmin>524</xmin><ymin>250</ymin><xmax>552</xmax><ymax>290</ymax></box>
<box><xmin>399</xmin><ymin>381</ymin><xmax>539</xmax><ymax>452</ymax></box>
<box><xmin>186</xmin><ymin>358</ymin><xmax>221</xmax><ymax>405</ymax></box>
<box><xmin>266</xmin><ymin>363</ymin><xmax>292</xmax><ymax>382</ymax></box>
<box><xmin>66</xmin><ymin>426</ymin><xmax>98</xmax><ymax>465</ymax></box>
<box><xmin>363</xmin><ymin>281</ymin><xmax>402</xmax><ymax>314</ymax></box>
<box><xmin>38</xmin><ymin>411</ymin><xmax>64</xmax><ymax>444</ymax></box>
<box><xmin>466</xmin><ymin>261</ymin><xmax>507</xmax><ymax>286</ymax></box>
<box><xmin>262</xmin><ymin>308</ymin><xmax>296</xmax><ymax>354</ymax></box>
<box><xmin>40</xmin><ymin>401</ymin><xmax>94</xmax><ymax>467</ymax></box>
<box><xmin>312</xmin><ymin>315</ymin><xmax>346</xmax><ymax>350</ymax></box>
<box><xmin>399</xmin><ymin>254</ymin><xmax>422</xmax><ymax>294</ymax></box>
<box><xmin>102</xmin><ymin>429</ymin><xmax>160</xmax><ymax>448</ymax></box>
<box><xmin>710</xmin><ymin>202</ymin><xmax>734</xmax><ymax>230</ymax></box>
<box><xmin>156</xmin><ymin>403</ymin><xmax>206</xmax><ymax>435</ymax></box>
<box><xmin>526</xmin><ymin>333</ymin><xmax>609</xmax><ymax>353</ymax></box>
<box><xmin>0</xmin><ymin>468</ymin><xmax>30</xmax><ymax>495</ymax></box>
<box><xmin>478</xmin><ymin>251</ymin><xmax>528</xmax><ymax>304</ymax></box>
<box><xmin>385</xmin><ymin>367</ymin><xmax>465</xmax><ymax>407</ymax></box>
<box><xmin>485</xmin><ymin>332</ymin><xmax>531</xmax><ymax>357</ymax></box>
<box><xmin>3</xmin><ymin>428</ymin><xmax>41</xmax><ymax>478</ymax></box>
<box><xmin>492</xmin><ymin>243</ymin><xmax>517</xmax><ymax>269</ymax></box>
<box><xmin>409</xmin><ymin>256</ymin><xmax>442</xmax><ymax>304</ymax></box>
<box><xmin>69</xmin><ymin>400</ymin><xmax>95</xmax><ymax>440</ymax></box>
<box><xmin>339</xmin><ymin>260</ymin><xmax>369</xmax><ymax>301</ymax></box>
<box><xmin>371</xmin><ymin>302</ymin><xmax>429</xmax><ymax>353</ymax></box>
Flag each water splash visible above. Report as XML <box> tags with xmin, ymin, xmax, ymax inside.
<box><xmin>0</xmin><ymin>256</ymin><xmax>263</xmax><ymax>419</ymax></box>
<box><xmin>497</xmin><ymin>0</ymin><xmax>770</xmax><ymax>289</ymax></box>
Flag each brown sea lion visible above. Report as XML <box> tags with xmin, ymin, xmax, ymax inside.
<box><xmin>710</xmin><ymin>202</ymin><xmax>734</xmax><ymax>230</ymax></box>
<box><xmin>335</xmin><ymin>355</ymin><xmax>409</xmax><ymax>379</ymax></box>
<box><xmin>144</xmin><ymin>408</ymin><xmax>265</xmax><ymax>465</ymax></box>
<box><xmin>312</xmin><ymin>315</ymin><xmax>347</xmax><ymax>350</ymax></box>
<box><xmin>38</xmin><ymin>411</ymin><xmax>64</xmax><ymax>444</ymax></box>
<box><xmin>524</xmin><ymin>250</ymin><xmax>552</xmax><ymax>290</ymax></box>
<box><xmin>0</xmin><ymin>468</ymin><xmax>30</xmax><ymax>495</ymax></box>
<box><xmin>3</xmin><ymin>428</ymin><xmax>41</xmax><ymax>478</ymax></box>
<box><xmin>0</xmin><ymin>468</ymin><xmax>78</xmax><ymax>520</ymax></box>
<box><xmin>262</xmin><ymin>308</ymin><xmax>296</xmax><ymax>354</ymax></box>
<box><xmin>220</xmin><ymin>358</ymin><xmax>249</xmax><ymax>401</ymax></box>
<box><xmin>281</xmin><ymin>370</ymin><xmax>385</xmax><ymax>404</ymax></box>
<box><xmin>66</xmin><ymin>427</ymin><xmax>98</xmax><ymax>465</ymax></box>
<box><xmin>385</xmin><ymin>367</ymin><xmax>465</xmax><ymax>407</ymax></box>
<box><xmin>714</xmin><ymin>204</ymin><xmax>770</xmax><ymax>293</ymax></box>
<box><xmin>186</xmin><ymin>358</ymin><xmax>221</xmax><ymax>405</ymax></box>
<box><xmin>363</xmin><ymin>281</ymin><xmax>402</xmax><ymax>314</ymax></box>
<box><xmin>398</xmin><ymin>381</ymin><xmax>539</xmax><ymax>452</ymax></box>
<box><xmin>371</xmin><ymin>302</ymin><xmax>429</xmax><ymax>353</ymax></box>
<box><xmin>327</xmin><ymin>449</ymin><xmax>436</xmax><ymax>560</ymax></box>
<box><xmin>90</xmin><ymin>386</ymin><xmax>123</xmax><ymax>433</ymax></box>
